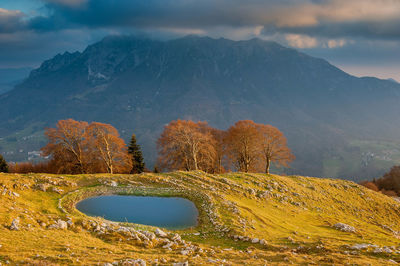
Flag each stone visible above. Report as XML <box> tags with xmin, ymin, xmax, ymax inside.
<box><xmin>333</xmin><ymin>223</ymin><xmax>356</xmax><ymax>233</ymax></box>
<box><xmin>34</xmin><ymin>183</ymin><xmax>50</xmax><ymax>192</ymax></box>
<box><xmin>57</xmin><ymin>220</ymin><xmax>68</xmax><ymax>230</ymax></box>
<box><xmin>155</xmin><ymin>228</ymin><xmax>168</xmax><ymax>238</ymax></box>
<box><xmin>110</xmin><ymin>181</ymin><xmax>118</xmax><ymax>187</ymax></box>
<box><xmin>10</xmin><ymin>218</ymin><xmax>20</xmax><ymax>230</ymax></box>
<box><xmin>173</xmin><ymin>262</ymin><xmax>189</xmax><ymax>266</ymax></box>
<box><xmin>50</xmin><ymin>187</ymin><xmax>63</xmax><ymax>194</ymax></box>
<box><xmin>251</xmin><ymin>238</ymin><xmax>259</xmax><ymax>243</ymax></box>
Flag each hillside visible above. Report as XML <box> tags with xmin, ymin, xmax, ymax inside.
<box><xmin>1</xmin><ymin>36</ymin><xmax>400</xmax><ymax>179</ymax></box>
<box><xmin>1</xmin><ymin>172</ymin><xmax>400</xmax><ymax>265</ymax></box>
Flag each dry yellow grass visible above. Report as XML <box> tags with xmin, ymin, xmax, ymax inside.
<box><xmin>1</xmin><ymin>171</ymin><xmax>400</xmax><ymax>265</ymax></box>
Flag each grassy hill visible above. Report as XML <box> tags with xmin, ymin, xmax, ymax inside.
<box><xmin>1</xmin><ymin>171</ymin><xmax>400</xmax><ymax>265</ymax></box>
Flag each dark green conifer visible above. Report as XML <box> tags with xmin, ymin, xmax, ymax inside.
<box><xmin>0</xmin><ymin>155</ymin><xmax>8</xmax><ymax>173</ymax></box>
<box><xmin>128</xmin><ymin>134</ymin><xmax>145</xmax><ymax>173</ymax></box>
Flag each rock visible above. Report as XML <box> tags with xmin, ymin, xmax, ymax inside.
<box><xmin>251</xmin><ymin>238</ymin><xmax>259</xmax><ymax>243</ymax></box>
<box><xmin>10</xmin><ymin>218</ymin><xmax>20</xmax><ymax>230</ymax></box>
<box><xmin>34</xmin><ymin>183</ymin><xmax>50</xmax><ymax>192</ymax></box>
<box><xmin>173</xmin><ymin>262</ymin><xmax>189</xmax><ymax>266</ymax></box>
<box><xmin>12</xmin><ymin>192</ymin><xmax>20</xmax><ymax>197</ymax></box>
<box><xmin>351</xmin><ymin>243</ymin><xmax>371</xmax><ymax>250</ymax></box>
<box><xmin>57</xmin><ymin>220</ymin><xmax>68</xmax><ymax>230</ymax></box>
<box><xmin>155</xmin><ymin>228</ymin><xmax>168</xmax><ymax>238</ymax></box>
<box><xmin>180</xmin><ymin>249</ymin><xmax>190</xmax><ymax>255</ymax></box>
<box><xmin>110</xmin><ymin>181</ymin><xmax>118</xmax><ymax>187</ymax></box>
<box><xmin>334</xmin><ymin>223</ymin><xmax>356</xmax><ymax>233</ymax></box>
<box><xmin>50</xmin><ymin>187</ymin><xmax>63</xmax><ymax>194</ymax></box>
<box><xmin>260</xmin><ymin>239</ymin><xmax>267</xmax><ymax>245</ymax></box>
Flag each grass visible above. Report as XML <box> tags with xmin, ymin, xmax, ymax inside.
<box><xmin>1</xmin><ymin>171</ymin><xmax>400</xmax><ymax>265</ymax></box>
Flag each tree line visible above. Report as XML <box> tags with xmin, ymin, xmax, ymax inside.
<box><xmin>1</xmin><ymin>118</ymin><xmax>294</xmax><ymax>175</ymax></box>
<box><xmin>157</xmin><ymin>119</ymin><xmax>294</xmax><ymax>173</ymax></box>
<box><xmin>5</xmin><ymin>119</ymin><xmax>145</xmax><ymax>174</ymax></box>
<box><xmin>360</xmin><ymin>166</ymin><xmax>400</xmax><ymax>197</ymax></box>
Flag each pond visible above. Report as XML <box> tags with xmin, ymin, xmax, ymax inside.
<box><xmin>76</xmin><ymin>195</ymin><xmax>199</xmax><ymax>230</ymax></box>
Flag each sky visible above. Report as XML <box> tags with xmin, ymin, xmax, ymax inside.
<box><xmin>0</xmin><ymin>0</ymin><xmax>400</xmax><ymax>81</ymax></box>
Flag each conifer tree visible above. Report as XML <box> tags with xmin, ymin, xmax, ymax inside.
<box><xmin>0</xmin><ymin>155</ymin><xmax>9</xmax><ymax>173</ymax></box>
<box><xmin>128</xmin><ymin>134</ymin><xmax>145</xmax><ymax>173</ymax></box>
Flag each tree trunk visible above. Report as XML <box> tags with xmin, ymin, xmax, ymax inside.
<box><xmin>265</xmin><ymin>158</ymin><xmax>270</xmax><ymax>174</ymax></box>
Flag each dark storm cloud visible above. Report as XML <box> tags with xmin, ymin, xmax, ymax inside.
<box><xmin>3</xmin><ymin>0</ymin><xmax>400</xmax><ymax>40</ymax></box>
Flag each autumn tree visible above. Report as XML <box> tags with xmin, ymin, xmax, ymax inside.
<box><xmin>86</xmin><ymin>122</ymin><xmax>131</xmax><ymax>174</ymax></box>
<box><xmin>157</xmin><ymin>120</ymin><xmax>216</xmax><ymax>172</ymax></box>
<box><xmin>224</xmin><ymin>120</ymin><xmax>262</xmax><ymax>172</ymax></box>
<box><xmin>41</xmin><ymin>119</ymin><xmax>89</xmax><ymax>174</ymax></box>
<box><xmin>128</xmin><ymin>134</ymin><xmax>145</xmax><ymax>174</ymax></box>
<box><xmin>359</xmin><ymin>181</ymin><xmax>379</xmax><ymax>192</ymax></box>
<box><xmin>0</xmin><ymin>155</ymin><xmax>8</xmax><ymax>173</ymax></box>
<box><xmin>375</xmin><ymin>166</ymin><xmax>400</xmax><ymax>196</ymax></box>
<box><xmin>210</xmin><ymin>128</ymin><xmax>227</xmax><ymax>173</ymax></box>
<box><xmin>256</xmin><ymin>124</ymin><xmax>295</xmax><ymax>174</ymax></box>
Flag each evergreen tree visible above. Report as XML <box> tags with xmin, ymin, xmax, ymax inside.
<box><xmin>0</xmin><ymin>155</ymin><xmax>8</xmax><ymax>173</ymax></box>
<box><xmin>128</xmin><ymin>134</ymin><xmax>145</xmax><ymax>173</ymax></box>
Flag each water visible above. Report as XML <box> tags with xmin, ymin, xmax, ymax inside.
<box><xmin>76</xmin><ymin>195</ymin><xmax>199</xmax><ymax>229</ymax></box>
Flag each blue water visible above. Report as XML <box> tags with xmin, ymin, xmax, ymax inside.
<box><xmin>76</xmin><ymin>195</ymin><xmax>199</xmax><ymax>229</ymax></box>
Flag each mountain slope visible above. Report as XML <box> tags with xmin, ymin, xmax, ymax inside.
<box><xmin>1</xmin><ymin>172</ymin><xmax>400</xmax><ymax>264</ymax></box>
<box><xmin>1</xmin><ymin>36</ymin><xmax>400</xmax><ymax>179</ymax></box>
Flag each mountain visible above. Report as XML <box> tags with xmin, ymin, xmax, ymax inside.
<box><xmin>0</xmin><ymin>67</ymin><xmax>32</xmax><ymax>94</ymax></box>
<box><xmin>1</xmin><ymin>35</ymin><xmax>400</xmax><ymax>180</ymax></box>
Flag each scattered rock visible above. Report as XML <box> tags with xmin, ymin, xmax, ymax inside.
<box><xmin>34</xmin><ymin>183</ymin><xmax>50</xmax><ymax>192</ymax></box>
<box><xmin>10</xmin><ymin>218</ymin><xmax>20</xmax><ymax>230</ymax></box>
<box><xmin>334</xmin><ymin>223</ymin><xmax>356</xmax><ymax>233</ymax></box>
<box><xmin>155</xmin><ymin>228</ymin><xmax>168</xmax><ymax>238</ymax></box>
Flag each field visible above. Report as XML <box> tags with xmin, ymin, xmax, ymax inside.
<box><xmin>1</xmin><ymin>171</ymin><xmax>400</xmax><ymax>265</ymax></box>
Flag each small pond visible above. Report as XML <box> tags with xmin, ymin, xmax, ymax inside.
<box><xmin>76</xmin><ymin>195</ymin><xmax>199</xmax><ymax>230</ymax></box>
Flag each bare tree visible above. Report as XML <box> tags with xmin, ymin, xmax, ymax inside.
<box><xmin>157</xmin><ymin>120</ymin><xmax>216</xmax><ymax>172</ymax></box>
<box><xmin>85</xmin><ymin>122</ymin><xmax>131</xmax><ymax>174</ymax></box>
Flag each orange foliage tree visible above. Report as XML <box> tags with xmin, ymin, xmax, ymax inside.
<box><xmin>224</xmin><ymin>120</ymin><xmax>262</xmax><ymax>172</ymax></box>
<box><xmin>157</xmin><ymin>120</ymin><xmax>217</xmax><ymax>172</ymax></box>
<box><xmin>42</xmin><ymin>119</ymin><xmax>131</xmax><ymax>174</ymax></box>
<box><xmin>86</xmin><ymin>122</ymin><xmax>131</xmax><ymax>174</ymax></box>
<box><xmin>256</xmin><ymin>124</ymin><xmax>295</xmax><ymax>174</ymax></box>
<box><xmin>41</xmin><ymin>119</ymin><xmax>89</xmax><ymax>174</ymax></box>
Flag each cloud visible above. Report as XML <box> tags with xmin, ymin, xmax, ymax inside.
<box><xmin>2</xmin><ymin>0</ymin><xmax>400</xmax><ymax>41</ymax></box>
<box><xmin>0</xmin><ymin>8</ymin><xmax>25</xmax><ymax>33</ymax></box>
<box><xmin>285</xmin><ymin>34</ymin><xmax>318</xmax><ymax>49</ymax></box>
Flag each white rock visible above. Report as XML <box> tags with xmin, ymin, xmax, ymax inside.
<box><xmin>334</xmin><ymin>223</ymin><xmax>356</xmax><ymax>233</ymax></box>
<box><xmin>251</xmin><ymin>238</ymin><xmax>259</xmax><ymax>243</ymax></box>
<box><xmin>10</xmin><ymin>218</ymin><xmax>20</xmax><ymax>230</ymax></box>
<box><xmin>155</xmin><ymin>228</ymin><xmax>168</xmax><ymax>238</ymax></box>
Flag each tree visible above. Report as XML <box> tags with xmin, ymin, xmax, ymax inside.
<box><xmin>375</xmin><ymin>166</ymin><xmax>400</xmax><ymax>196</ymax></box>
<box><xmin>209</xmin><ymin>128</ymin><xmax>227</xmax><ymax>173</ymax></box>
<box><xmin>256</xmin><ymin>124</ymin><xmax>295</xmax><ymax>174</ymax></box>
<box><xmin>224</xmin><ymin>120</ymin><xmax>262</xmax><ymax>172</ymax></box>
<box><xmin>0</xmin><ymin>155</ymin><xmax>8</xmax><ymax>173</ymax></box>
<box><xmin>86</xmin><ymin>122</ymin><xmax>131</xmax><ymax>174</ymax></box>
<box><xmin>128</xmin><ymin>134</ymin><xmax>145</xmax><ymax>173</ymax></box>
<box><xmin>157</xmin><ymin>120</ymin><xmax>216</xmax><ymax>172</ymax></box>
<box><xmin>41</xmin><ymin>119</ymin><xmax>89</xmax><ymax>174</ymax></box>
<box><xmin>359</xmin><ymin>181</ymin><xmax>379</xmax><ymax>192</ymax></box>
